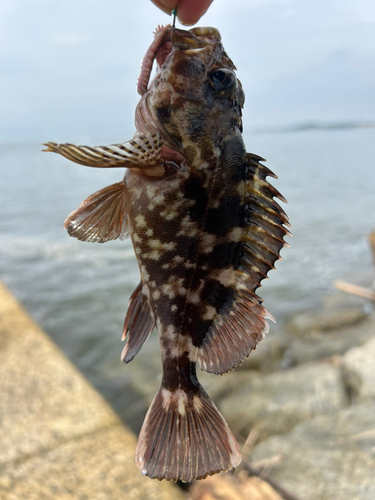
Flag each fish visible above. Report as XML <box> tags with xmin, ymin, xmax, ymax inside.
<box><xmin>44</xmin><ymin>24</ymin><xmax>290</xmax><ymax>482</ymax></box>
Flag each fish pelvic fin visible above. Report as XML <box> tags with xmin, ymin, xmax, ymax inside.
<box><xmin>64</xmin><ymin>181</ymin><xmax>129</xmax><ymax>243</ymax></box>
<box><xmin>135</xmin><ymin>385</ymin><xmax>242</xmax><ymax>482</ymax></box>
<box><xmin>121</xmin><ymin>282</ymin><xmax>155</xmax><ymax>363</ymax></box>
<box><xmin>43</xmin><ymin>133</ymin><xmax>163</xmax><ymax>173</ymax></box>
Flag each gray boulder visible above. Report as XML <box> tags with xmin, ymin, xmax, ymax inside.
<box><xmin>283</xmin><ymin>313</ymin><xmax>375</xmax><ymax>367</ymax></box>
<box><xmin>219</xmin><ymin>362</ymin><xmax>348</xmax><ymax>441</ymax></box>
<box><xmin>343</xmin><ymin>336</ymin><xmax>375</xmax><ymax>404</ymax></box>
<box><xmin>286</xmin><ymin>307</ymin><xmax>368</xmax><ymax>337</ymax></box>
<box><xmin>249</xmin><ymin>403</ymin><xmax>375</xmax><ymax>500</ymax></box>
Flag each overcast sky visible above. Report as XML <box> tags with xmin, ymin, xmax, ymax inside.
<box><xmin>1</xmin><ymin>0</ymin><xmax>374</xmax><ymax>143</ymax></box>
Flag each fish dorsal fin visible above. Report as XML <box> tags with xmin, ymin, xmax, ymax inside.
<box><xmin>43</xmin><ymin>133</ymin><xmax>162</xmax><ymax>169</ymax></box>
<box><xmin>121</xmin><ymin>282</ymin><xmax>155</xmax><ymax>363</ymax></box>
<box><xmin>64</xmin><ymin>181</ymin><xmax>129</xmax><ymax>243</ymax></box>
<box><xmin>199</xmin><ymin>153</ymin><xmax>291</xmax><ymax>374</ymax></box>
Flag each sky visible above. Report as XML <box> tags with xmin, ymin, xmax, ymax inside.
<box><xmin>0</xmin><ymin>0</ymin><xmax>374</xmax><ymax>143</ymax></box>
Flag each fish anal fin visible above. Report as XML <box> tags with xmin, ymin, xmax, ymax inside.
<box><xmin>121</xmin><ymin>283</ymin><xmax>155</xmax><ymax>363</ymax></box>
<box><xmin>43</xmin><ymin>133</ymin><xmax>163</xmax><ymax>171</ymax></box>
<box><xmin>64</xmin><ymin>181</ymin><xmax>129</xmax><ymax>243</ymax></box>
<box><xmin>136</xmin><ymin>386</ymin><xmax>241</xmax><ymax>482</ymax></box>
<box><xmin>199</xmin><ymin>284</ymin><xmax>270</xmax><ymax>374</ymax></box>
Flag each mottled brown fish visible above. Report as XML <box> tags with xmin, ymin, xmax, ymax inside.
<box><xmin>44</xmin><ymin>25</ymin><xmax>290</xmax><ymax>482</ymax></box>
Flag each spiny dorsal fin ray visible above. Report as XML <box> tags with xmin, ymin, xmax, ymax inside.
<box><xmin>135</xmin><ymin>386</ymin><xmax>241</xmax><ymax>482</ymax></box>
<box><xmin>64</xmin><ymin>181</ymin><xmax>129</xmax><ymax>243</ymax></box>
<box><xmin>199</xmin><ymin>153</ymin><xmax>290</xmax><ymax>374</ymax></box>
<box><xmin>121</xmin><ymin>282</ymin><xmax>155</xmax><ymax>363</ymax></box>
<box><xmin>43</xmin><ymin>133</ymin><xmax>162</xmax><ymax>169</ymax></box>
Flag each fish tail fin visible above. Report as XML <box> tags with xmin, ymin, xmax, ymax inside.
<box><xmin>135</xmin><ymin>385</ymin><xmax>242</xmax><ymax>482</ymax></box>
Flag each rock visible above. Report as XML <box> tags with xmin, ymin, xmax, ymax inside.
<box><xmin>283</xmin><ymin>313</ymin><xmax>375</xmax><ymax>367</ymax></box>
<box><xmin>323</xmin><ymin>291</ymin><xmax>373</xmax><ymax>310</ymax></box>
<box><xmin>235</xmin><ymin>329</ymin><xmax>292</xmax><ymax>373</ymax></box>
<box><xmin>248</xmin><ymin>403</ymin><xmax>375</xmax><ymax>500</ymax></box>
<box><xmin>286</xmin><ymin>307</ymin><xmax>367</xmax><ymax>337</ymax></box>
<box><xmin>189</xmin><ymin>473</ymin><xmax>284</xmax><ymax>500</ymax></box>
<box><xmin>219</xmin><ymin>362</ymin><xmax>348</xmax><ymax>441</ymax></box>
<box><xmin>200</xmin><ymin>370</ymin><xmax>255</xmax><ymax>402</ymax></box>
<box><xmin>343</xmin><ymin>336</ymin><xmax>375</xmax><ymax>403</ymax></box>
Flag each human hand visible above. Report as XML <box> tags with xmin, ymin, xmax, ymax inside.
<box><xmin>150</xmin><ymin>0</ymin><xmax>214</xmax><ymax>26</ymax></box>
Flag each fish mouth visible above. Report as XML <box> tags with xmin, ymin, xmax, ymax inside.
<box><xmin>157</xmin><ymin>27</ymin><xmax>221</xmax><ymax>66</ymax></box>
<box><xmin>137</xmin><ymin>26</ymin><xmax>222</xmax><ymax>96</ymax></box>
<box><xmin>172</xmin><ymin>27</ymin><xmax>221</xmax><ymax>48</ymax></box>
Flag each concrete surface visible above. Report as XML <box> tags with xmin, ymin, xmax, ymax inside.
<box><xmin>0</xmin><ymin>281</ymin><xmax>184</xmax><ymax>500</ymax></box>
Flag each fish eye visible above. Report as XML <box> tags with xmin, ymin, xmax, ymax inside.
<box><xmin>209</xmin><ymin>69</ymin><xmax>236</xmax><ymax>92</ymax></box>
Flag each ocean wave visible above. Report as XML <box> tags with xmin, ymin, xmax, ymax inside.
<box><xmin>0</xmin><ymin>236</ymin><xmax>136</xmax><ymax>262</ymax></box>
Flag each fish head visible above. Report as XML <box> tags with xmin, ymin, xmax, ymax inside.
<box><xmin>135</xmin><ymin>26</ymin><xmax>245</xmax><ymax>166</ymax></box>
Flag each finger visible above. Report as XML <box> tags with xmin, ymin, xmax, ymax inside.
<box><xmin>177</xmin><ymin>0</ymin><xmax>214</xmax><ymax>25</ymax></box>
<box><xmin>150</xmin><ymin>0</ymin><xmax>177</xmax><ymax>15</ymax></box>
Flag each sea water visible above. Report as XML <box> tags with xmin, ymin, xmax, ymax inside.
<box><xmin>1</xmin><ymin>127</ymin><xmax>374</xmax><ymax>428</ymax></box>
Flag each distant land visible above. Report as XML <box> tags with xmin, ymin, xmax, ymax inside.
<box><xmin>1</xmin><ymin>120</ymin><xmax>375</xmax><ymax>146</ymax></box>
<box><xmin>251</xmin><ymin>121</ymin><xmax>375</xmax><ymax>134</ymax></box>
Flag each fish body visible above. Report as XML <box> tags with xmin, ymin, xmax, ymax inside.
<box><xmin>44</xmin><ymin>25</ymin><xmax>290</xmax><ymax>482</ymax></box>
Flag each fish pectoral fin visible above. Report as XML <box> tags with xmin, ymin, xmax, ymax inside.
<box><xmin>43</xmin><ymin>133</ymin><xmax>163</xmax><ymax>170</ymax></box>
<box><xmin>121</xmin><ymin>282</ymin><xmax>155</xmax><ymax>363</ymax></box>
<box><xmin>199</xmin><ymin>153</ymin><xmax>290</xmax><ymax>375</ymax></box>
<box><xmin>136</xmin><ymin>386</ymin><xmax>242</xmax><ymax>482</ymax></box>
<box><xmin>64</xmin><ymin>181</ymin><xmax>129</xmax><ymax>243</ymax></box>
